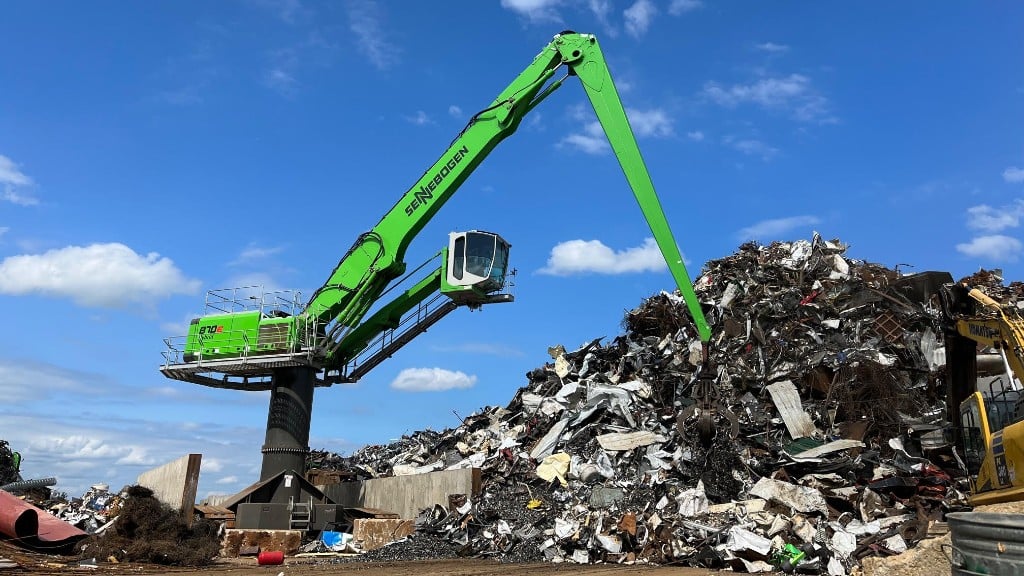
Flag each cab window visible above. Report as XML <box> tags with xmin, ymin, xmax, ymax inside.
<box><xmin>960</xmin><ymin>399</ymin><xmax>985</xmax><ymax>476</ymax></box>
<box><xmin>452</xmin><ymin>236</ymin><xmax>465</xmax><ymax>281</ymax></box>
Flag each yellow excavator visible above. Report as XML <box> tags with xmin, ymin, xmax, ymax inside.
<box><xmin>941</xmin><ymin>281</ymin><xmax>1024</xmax><ymax>505</ymax></box>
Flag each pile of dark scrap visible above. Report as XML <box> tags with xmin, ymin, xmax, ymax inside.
<box><xmin>958</xmin><ymin>268</ymin><xmax>1024</xmax><ymax>302</ymax></box>
<box><xmin>75</xmin><ymin>485</ymin><xmax>221</xmax><ymax>566</ymax></box>
<box><xmin>0</xmin><ymin>477</ymin><xmax>220</xmax><ymax>568</ymax></box>
<box><xmin>323</xmin><ymin>235</ymin><xmax>971</xmax><ymax>573</ymax></box>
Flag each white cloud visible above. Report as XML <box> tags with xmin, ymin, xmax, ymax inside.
<box><xmin>0</xmin><ymin>361</ymin><xmax>266</xmax><ymax>498</ymax></box>
<box><xmin>161</xmin><ymin>312</ymin><xmax>198</xmax><ymax>336</ymax></box>
<box><xmin>346</xmin><ymin>0</ymin><xmax>400</xmax><ymax>70</ymax></box>
<box><xmin>216</xmin><ymin>475</ymin><xmax>239</xmax><ymax>484</ymax></box>
<box><xmin>539</xmin><ymin>237</ymin><xmax>669</xmax><ymax>275</ymax></box>
<box><xmin>258</xmin><ymin>32</ymin><xmax>340</xmax><ymax>97</ymax></box>
<box><xmin>223</xmin><ymin>272</ymin><xmax>284</xmax><ymax>294</ymax></box>
<box><xmin>588</xmin><ymin>0</ymin><xmax>616</xmax><ymax>35</ymax></box>
<box><xmin>704</xmin><ymin>75</ymin><xmax>809</xmax><ymax>105</ymax></box>
<box><xmin>702</xmin><ymin>74</ymin><xmax>835</xmax><ymax>124</ymax></box>
<box><xmin>3</xmin><ymin>410</ymin><xmax>263</xmax><ymax>497</ymax></box>
<box><xmin>405</xmin><ymin>110</ymin><xmax>434</xmax><ymax>126</ymax></box>
<box><xmin>562</xmin><ymin>105</ymin><xmax>668</xmax><ymax>154</ymax></box>
<box><xmin>0</xmin><ymin>360</ymin><xmax>88</xmax><ymax>403</ymax></box>
<box><xmin>0</xmin><ymin>154</ymin><xmax>38</xmax><ymax>206</ymax></box>
<box><xmin>0</xmin><ymin>243</ymin><xmax>201</xmax><ymax>308</ymax></box>
<box><xmin>560</xmin><ymin>121</ymin><xmax>609</xmax><ymax>155</ymax></box>
<box><xmin>0</xmin><ymin>155</ymin><xmax>32</xmax><ymax>187</ymax></box>
<box><xmin>202</xmin><ymin>458</ymin><xmax>224</xmax><ymax>472</ymax></box>
<box><xmin>587</xmin><ymin>0</ymin><xmax>612</xmax><ymax>19</ymax></box>
<box><xmin>31</xmin><ymin>435</ymin><xmax>155</xmax><ymax>466</ymax></box>
<box><xmin>626</xmin><ymin>107</ymin><xmax>673</xmax><ymax>138</ymax></box>
<box><xmin>3</xmin><ymin>188</ymin><xmax>39</xmax><ymax>206</ymax></box>
<box><xmin>668</xmin><ymin>0</ymin><xmax>702</xmax><ymax>15</ymax></box>
<box><xmin>231</xmin><ymin>243</ymin><xmax>285</xmax><ymax>265</ymax></box>
<box><xmin>0</xmin><ymin>227</ymin><xmax>8</xmax><ymax>237</ymax></box>
<box><xmin>261</xmin><ymin>45</ymin><xmax>304</xmax><ymax>97</ymax></box>
<box><xmin>448</xmin><ymin>105</ymin><xmax>463</xmax><ymax>118</ymax></box>
<box><xmin>263</xmin><ymin>67</ymin><xmax>297</xmax><ymax>95</ymax></box>
<box><xmin>729</xmin><ymin>138</ymin><xmax>779</xmax><ymax>160</ymax></box>
<box><xmin>253</xmin><ymin>0</ymin><xmax>309</xmax><ymax>24</ymax></box>
<box><xmin>687</xmin><ymin>130</ymin><xmax>705</xmax><ymax>141</ymax></box>
<box><xmin>147</xmin><ymin>386</ymin><xmax>184</xmax><ymax>398</ymax></box>
<box><xmin>1004</xmin><ymin>167</ymin><xmax>1024</xmax><ymax>183</ymax></box>
<box><xmin>624</xmin><ymin>0</ymin><xmax>657</xmax><ymax>38</ymax></box>
<box><xmin>737</xmin><ymin>216</ymin><xmax>821</xmax><ymax>241</ymax></box>
<box><xmin>390</xmin><ymin>367</ymin><xmax>476</xmax><ymax>392</ymax></box>
<box><xmin>957</xmin><ymin>235</ymin><xmax>1024</xmax><ymax>262</ymax></box>
<box><xmin>733</xmin><ymin>138</ymin><xmax>778</xmax><ymax>157</ymax></box>
<box><xmin>756</xmin><ymin>42</ymin><xmax>789</xmax><ymax>53</ymax></box>
<box><xmin>500</xmin><ymin>0</ymin><xmax>564</xmax><ymax>23</ymax></box>
<box><xmin>966</xmin><ymin>201</ymin><xmax>1024</xmax><ymax>232</ymax></box>
<box><xmin>526</xmin><ymin>112</ymin><xmax>545</xmax><ymax>131</ymax></box>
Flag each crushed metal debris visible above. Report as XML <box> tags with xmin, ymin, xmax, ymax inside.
<box><xmin>314</xmin><ymin>235</ymin><xmax>974</xmax><ymax>573</ymax></box>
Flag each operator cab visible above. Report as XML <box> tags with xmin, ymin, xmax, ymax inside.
<box><xmin>444</xmin><ymin>230</ymin><xmax>511</xmax><ymax>304</ymax></box>
<box><xmin>960</xmin><ymin>393</ymin><xmax>987</xmax><ymax>478</ymax></box>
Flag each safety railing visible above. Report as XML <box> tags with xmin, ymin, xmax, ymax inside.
<box><xmin>983</xmin><ymin>381</ymin><xmax>1024</xmax><ymax>431</ymax></box>
<box><xmin>203</xmin><ymin>285</ymin><xmax>305</xmax><ymax>318</ymax></box>
<box><xmin>160</xmin><ymin>327</ymin><xmax>255</xmax><ymax>366</ymax></box>
<box><xmin>160</xmin><ymin>317</ymin><xmax>324</xmax><ymax>371</ymax></box>
<box><xmin>339</xmin><ymin>292</ymin><xmax>457</xmax><ymax>381</ymax></box>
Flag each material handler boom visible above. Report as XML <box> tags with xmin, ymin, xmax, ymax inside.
<box><xmin>159</xmin><ymin>31</ymin><xmax>711</xmax><ymax>530</ymax></box>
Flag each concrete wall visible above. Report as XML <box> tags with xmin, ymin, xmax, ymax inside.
<box><xmin>320</xmin><ymin>468</ymin><xmax>480</xmax><ymax>519</ymax></box>
<box><xmin>137</xmin><ymin>453</ymin><xmax>202</xmax><ymax>519</ymax></box>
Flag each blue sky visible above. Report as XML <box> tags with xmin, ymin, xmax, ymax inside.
<box><xmin>1</xmin><ymin>1</ymin><xmax>1022</xmax><ymax>498</ymax></box>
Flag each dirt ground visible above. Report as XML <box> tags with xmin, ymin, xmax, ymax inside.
<box><xmin>210</xmin><ymin>558</ymin><xmax>718</xmax><ymax>576</ymax></box>
<box><xmin>861</xmin><ymin>500</ymin><xmax>1024</xmax><ymax>576</ymax></box>
<box><xmin>0</xmin><ymin>543</ymin><xmax>719</xmax><ymax>576</ymax></box>
<box><xmin>4</xmin><ymin>558</ymin><xmax>721</xmax><ymax>576</ymax></box>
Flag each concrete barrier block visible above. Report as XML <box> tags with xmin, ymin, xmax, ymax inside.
<box><xmin>353</xmin><ymin>518</ymin><xmax>416</xmax><ymax>551</ymax></box>
<box><xmin>221</xmin><ymin>529</ymin><xmax>303</xmax><ymax>557</ymax></box>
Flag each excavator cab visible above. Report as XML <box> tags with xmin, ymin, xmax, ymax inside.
<box><xmin>442</xmin><ymin>230</ymin><xmax>512</xmax><ymax>305</ymax></box>
<box><xmin>959</xmin><ymin>392</ymin><xmax>988</xmax><ymax>480</ymax></box>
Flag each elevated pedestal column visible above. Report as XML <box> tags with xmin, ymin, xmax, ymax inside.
<box><xmin>259</xmin><ymin>366</ymin><xmax>315</xmax><ymax>504</ymax></box>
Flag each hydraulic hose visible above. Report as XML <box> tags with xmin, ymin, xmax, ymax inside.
<box><xmin>1</xmin><ymin>477</ymin><xmax>57</xmax><ymax>492</ymax></box>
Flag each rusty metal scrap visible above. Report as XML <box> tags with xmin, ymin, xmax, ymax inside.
<box><xmin>0</xmin><ymin>489</ymin><xmax>87</xmax><ymax>553</ymax></box>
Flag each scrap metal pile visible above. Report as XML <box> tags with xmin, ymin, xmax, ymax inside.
<box><xmin>51</xmin><ymin>483</ymin><xmax>123</xmax><ymax>534</ymax></box>
<box><xmin>329</xmin><ymin>235</ymin><xmax>971</xmax><ymax>573</ymax></box>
